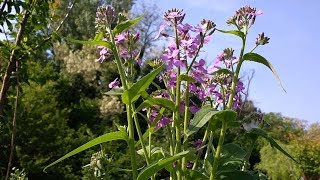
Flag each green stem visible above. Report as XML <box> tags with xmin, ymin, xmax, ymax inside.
<box><xmin>109</xmin><ymin>29</ymin><xmax>137</xmax><ymax>179</ymax></box>
<box><xmin>132</xmin><ymin>105</ymin><xmax>151</xmax><ymax>165</ymax></box>
<box><xmin>126</xmin><ymin>104</ymin><xmax>138</xmax><ymax>180</ymax></box>
<box><xmin>210</xmin><ymin>120</ymin><xmax>227</xmax><ymax>180</ymax></box>
<box><xmin>167</xmin><ymin>125</ymin><xmax>175</xmax><ymax>156</ymax></box>
<box><xmin>173</xmin><ymin>18</ymin><xmax>182</xmax><ymax>180</ymax></box>
<box><xmin>182</xmin><ymin>82</ymin><xmax>190</xmax><ymax>172</ymax></box>
<box><xmin>205</xmin><ymin>131</ymin><xmax>214</xmax><ymax>160</ymax></box>
<box><xmin>242</xmin><ymin>136</ymin><xmax>257</xmax><ymax>171</ymax></box>
<box><xmin>210</xmin><ymin>36</ymin><xmax>246</xmax><ymax>180</ymax></box>
<box><xmin>192</xmin><ymin>127</ymin><xmax>209</xmax><ymax>170</ymax></box>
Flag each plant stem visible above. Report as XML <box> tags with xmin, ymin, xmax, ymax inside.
<box><xmin>192</xmin><ymin>127</ymin><xmax>209</xmax><ymax>170</ymax></box>
<box><xmin>132</xmin><ymin>105</ymin><xmax>151</xmax><ymax>165</ymax></box>
<box><xmin>173</xmin><ymin>18</ymin><xmax>182</xmax><ymax>180</ymax></box>
<box><xmin>110</xmin><ymin>30</ymin><xmax>137</xmax><ymax>179</ymax></box>
<box><xmin>5</xmin><ymin>61</ymin><xmax>20</xmax><ymax>180</ymax></box>
<box><xmin>210</xmin><ymin>37</ymin><xmax>246</xmax><ymax>180</ymax></box>
<box><xmin>126</xmin><ymin>105</ymin><xmax>138</xmax><ymax>179</ymax></box>
<box><xmin>210</xmin><ymin>121</ymin><xmax>226</xmax><ymax>180</ymax></box>
<box><xmin>242</xmin><ymin>136</ymin><xmax>257</xmax><ymax>171</ymax></box>
<box><xmin>0</xmin><ymin>5</ymin><xmax>31</xmax><ymax>116</ymax></box>
<box><xmin>182</xmin><ymin>82</ymin><xmax>190</xmax><ymax>172</ymax></box>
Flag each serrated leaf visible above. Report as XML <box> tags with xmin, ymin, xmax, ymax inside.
<box><xmin>185</xmin><ymin>107</ymin><xmax>218</xmax><ymax>138</ymax></box>
<box><xmin>243</xmin><ymin>52</ymin><xmax>286</xmax><ymax>92</ymax></box>
<box><xmin>218</xmin><ymin>29</ymin><xmax>245</xmax><ymax>39</ymax></box>
<box><xmin>249</xmin><ymin>128</ymin><xmax>296</xmax><ymax>162</ymax></box>
<box><xmin>113</xmin><ymin>16</ymin><xmax>142</xmax><ymax>35</ymax></box>
<box><xmin>65</xmin><ymin>37</ymin><xmax>114</xmax><ymax>49</ymax></box>
<box><xmin>137</xmin><ymin>151</ymin><xmax>190</xmax><ymax>180</ymax></box>
<box><xmin>44</xmin><ymin>131</ymin><xmax>128</xmax><ymax>172</ymax></box>
<box><xmin>122</xmin><ymin>64</ymin><xmax>164</xmax><ymax>104</ymax></box>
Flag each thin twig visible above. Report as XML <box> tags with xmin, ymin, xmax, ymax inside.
<box><xmin>5</xmin><ymin>61</ymin><xmax>20</xmax><ymax>180</ymax></box>
<box><xmin>0</xmin><ymin>5</ymin><xmax>31</xmax><ymax>116</ymax></box>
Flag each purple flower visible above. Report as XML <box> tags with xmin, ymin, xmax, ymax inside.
<box><xmin>255</xmin><ymin>10</ymin><xmax>264</xmax><ymax>16</ymax></box>
<box><xmin>194</xmin><ymin>139</ymin><xmax>203</xmax><ymax>148</ymax></box>
<box><xmin>154</xmin><ymin>25</ymin><xmax>165</xmax><ymax>40</ymax></box>
<box><xmin>96</xmin><ymin>46</ymin><xmax>111</xmax><ymax>63</ymax></box>
<box><xmin>190</xmin><ymin>105</ymin><xmax>200</xmax><ymax>113</ymax></box>
<box><xmin>164</xmin><ymin>9</ymin><xmax>185</xmax><ymax>23</ymax></box>
<box><xmin>186</xmin><ymin>160</ymin><xmax>193</xmax><ymax>169</ymax></box>
<box><xmin>115</xmin><ymin>33</ymin><xmax>127</xmax><ymax>44</ymax></box>
<box><xmin>109</xmin><ymin>78</ymin><xmax>120</xmax><ymax>89</ymax></box>
<box><xmin>155</xmin><ymin>117</ymin><xmax>172</xmax><ymax>129</ymax></box>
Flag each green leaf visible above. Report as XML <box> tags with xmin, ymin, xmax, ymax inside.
<box><xmin>243</xmin><ymin>53</ymin><xmax>286</xmax><ymax>92</ymax></box>
<box><xmin>180</xmin><ymin>74</ymin><xmax>196</xmax><ymax>83</ymax></box>
<box><xmin>215</xmin><ymin>109</ymin><xmax>237</xmax><ymax>125</ymax></box>
<box><xmin>113</xmin><ymin>16</ymin><xmax>143</xmax><ymax>35</ymax></box>
<box><xmin>44</xmin><ymin>131</ymin><xmax>128</xmax><ymax>172</ymax></box>
<box><xmin>218</xmin><ymin>29</ymin><xmax>245</xmax><ymax>39</ymax></box>
<box><xmin>93</xmin><ymin>32</ymin><xmax>104</xmax><ymax>41</ymax></box>
<box><xmin>185</xmin><ymin>107</ymin><xmax>218</xmax><ymax>138</ymax></box>
<box><xmin>185</xmin><ymin>169</ymin><xmax>209</xmax><ymax>180</ymax></box>
<box><xmin>122</xmin><ymin>64</ymin><xmax>164</xmax><ymax>104</ymax></box>
<box><xmin>136</xmin><ymin>95</ymin><xmax>175</xmax><ymax>112</ymax></box>
<box><xmin>137</xmin><ymin>151</ymin><xmax>190</xmax><ymax>180</ymax></box>
<box><xmin>219</xmin><ymin>170</ymin><xmax>254</xmax><ymax>180</ymax></box>
<box><xmin>249</xmin><ymin>128</ymin><xmax>297</xmax><ymax>162</ymax></box>
<box><xmin>104</xmin><ymin>88</ymin><xmax>124</xmax><ymax>96</ymax></box>
<box><xmin>212</xmin><ymin>68</ymin><xmax>233</xmax><ymax>76</ymax></box>
<box><xmin>65</xmin><ymin>37</ymin><xmax>114</xmax><ymax>49</ymax></box>
<box><xmin>219</xmin><ymin>143</ymin><xmax>246</xmax><ymax>171</ymax></box>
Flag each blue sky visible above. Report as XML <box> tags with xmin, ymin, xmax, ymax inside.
<box><xmin>139</xmin><ymin>0</ymin><xmax>320</xmax><ymax>123</ymax></box>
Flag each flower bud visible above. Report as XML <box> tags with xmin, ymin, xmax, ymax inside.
<box><xmin>201</xmin><ymin>19</ymin><xmax>216</xmax><ymax>32</ymax></box>
<box><xmin>255</xmin><ymin>32</ymin><xmax>270</xmax><ymax>45</ymax></box>
<box><xmin>95</xmin><ymin>5</ymin><xmax>117</xmax><ymax>27</ymax></box>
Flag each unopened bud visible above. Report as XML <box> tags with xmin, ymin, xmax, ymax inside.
<box><xmin>255</xmin><ymin>32</ymin><xmax>270</xmax><ymax>45</ymax></box>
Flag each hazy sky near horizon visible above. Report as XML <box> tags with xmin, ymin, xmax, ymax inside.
<box><xmin>136</xmin><ymin>0</ymin><xmax>320</xmax><ymax>124</ymax></box>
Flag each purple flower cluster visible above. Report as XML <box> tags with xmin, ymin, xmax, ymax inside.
<box><xmin>96</xmin><ymin>32</ymin><xmax>140</xmax><ymax>63</ymax></box>
<box><xmin>145</xmin><ymin>9</ymin><xmax>248</xmax><ymax>130</ymax></box>
<box><xmin>149</xmin><ymin>110</ymin><xmax>172</xmax><ymax>130</ymax></box>
<box><xmin>227</xmin><ymin>6</ymin><xmax>263</xmax><ymax>29</ymax></box>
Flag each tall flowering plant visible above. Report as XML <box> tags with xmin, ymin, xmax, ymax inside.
<box><xmin>45</xmin><ymin>5</ymin><xmax>294</xmax><ymax>180</ymax></box>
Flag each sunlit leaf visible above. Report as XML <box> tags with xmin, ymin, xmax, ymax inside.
<box><xmin>249</xmin><ymin>128</ymin><xmax>296</xmax><ymax>162</ymax></box>
<box><xmin>44</xmin><ymin>131</ymin><xmax>128</xmax><ymax>172</ymax></box>
<box><xmin>137</xmin><ymin>151</ymin><xmax>190</xmax><ymax>180</ymax></box>
<box><xmin>218</xmin><ymin>29</ymin><xmax>245</xmax><ymax>39</ymax></box>
<box><xmin>136</xmin><ymin>95</ymin><xmax>175</xmax><ymax>112</ymax></box>
<box><xmin>243</xmin><ymin>53</ymin><xmax>286</xmax><ymax>92</ymax></box>
<box><xmin>185</xmin><ymin>107</ymin><xmax>218</xmax><ymax>138</ymax></box>
<box><xmin>113</xmin><ymin>16</ymin><xmax>142</xmax><ymax>35</ymax></box>
<box><xmin>122</xmin><ymin>64</ymin><xmax>164</xmax><ymax>104</ymax></box>
<box><xmin>104</xmin><ymin>88</ymin><xmax>123</xmax><ymax>96</ymax></box>
<box><xmin>65</xmin><ymin>37</ymin><xmax>114</xmax><ymax>49</ymax></box>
